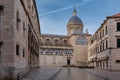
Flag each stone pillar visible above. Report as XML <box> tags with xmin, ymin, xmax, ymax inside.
<box><xmin>43</xmin><ymin>51</ymin><xmax>46</xmax><ymax>67</ymax></box>
<box><xmin>53</xmin><ymin>52</ymin><xmax>56</xmax><ymax>66</ymax></box>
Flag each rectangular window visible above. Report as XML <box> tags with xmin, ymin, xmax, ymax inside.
<box><xmin>16</xmin><ymin>11</ymin><xmax>20</xmax><ymax>30</ymax></box>
<box><xmin>103</xmin><ymin>43</ymin><xmax>104</xmax><ymax>50</ymax></box>
<box><xmin>100</xmin><ymin>44</ymin><xmax>102</xmax><ymax>52</ymax></box>
<box><xmin>106</xmin><ymin>26</ymin><xmax>108</xmax><ymax>34</ymax></box>
<box><xmin>98</xmin><ymin>46</ymin><xmax>99</xmax><ymax>53</ymax></box>
<box><xmin>117</xmin><ymin>22</ymin><xmax>120</xmax><ymax>31</ymax></box>
<box><xmin>103</xmin><ymin>30</ymin><xmax>104</xmax><ymax>37</ymax></box>
<box><xmin>0</xmin><ymin>49</ymin><xmax>1</xmax><ymax>63</ymax></box>
<box><xmin>117</xmin><ymin>38</ymin><xmax>120</xmax><ymax>48</ymax></box>
<box><xmin>23</xmin><ymin>22</ymin><xmax>25</xmax><ymax>38</ymax></box>
<box><xmin>97</xmin><ymin>35</ymin><xmax>99</xmax><ymax>41</ymax></box>
<box><xmin>0</xmin><ymin>7</ymin><xmax>2</xmax><ymax>24</ymax></box>
<box><xmin>23</xmin><ymin>49</ymin><xmax>25</xmax><ymax>57</ymax></box>
<box><xmin>0</xmin><ymin>6</ymin><xmax>3</xmax><ymax>62</ymax></box>
<box><xmin>116</xmin><ymin>60</ymin><xmax>120</xmax><ymax>63</ymax></box>
<box><xmin>106</xmin><ymin>40</ymin><xmax>108</xmax><ymax>49</ymax></box>
<box><xmin>0</xmin><ymin>6</ymin><xmax>3</xmax><ymax>42</ymax></box>
<box><xmin>16</xmin><ymin>44</ymin><xmax>19</xmax><ymax>55</ymax></box>
<box><xmin>100</xmin><ymin>32</ymin><xmax>101</xmax><ymax>39</ymax></box>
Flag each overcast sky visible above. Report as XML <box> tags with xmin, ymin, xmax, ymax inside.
<box><xmin>36</xmin><ymin>0</ymin><xmax>120</xmax><ymax>35</ymax></box>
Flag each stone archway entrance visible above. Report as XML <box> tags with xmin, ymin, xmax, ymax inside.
<box><xmin>67</xmin><ymin>56</ymin><xmax>71</xmax><ymax>65</ymax></box>
<box><xmin>67</xmin><ymin>59</ymin><xmax>70</xmax><ymax>65</ymax></box>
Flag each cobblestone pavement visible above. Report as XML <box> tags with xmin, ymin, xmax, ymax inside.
<box><xmin>84</xmin><ymin>69</ymin><xmax>120</xmax><ymax>80</ymax></box>
<box><xmin>21</xmin><ymin>67</ymin><xmax>120</xmax><ymax>80</ymax></box>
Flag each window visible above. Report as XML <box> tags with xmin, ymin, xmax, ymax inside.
<box><xmin>46</xmin><ymin>39</ymin><xmax>50</xmax><ymax>44</ymax></box>
<box><xmin>64</xmin><ymin>40</ymin><xmax>67</xmax><ymax>45</ymax></box>
<box><xmin>103</xmin><ymin>42</ymin><xmax>104</xmax><ymax>50</ymax></box>
<box><xmin>0</xmin><ymin>6</ymin><xmax>3</xmax><ymax>40</ymax></box>
<box><xmin>99</xmin><ymin>45</ymin><xmax>100</xmax><ymax>52</ymax></box>
<box><xmin>0</xmin><ymin>49</ymin><xmax>1</xmax><ymax>63</ymax></box>
<box><xmin>55</xmin><ymin>39</ymin><xmax>58</xmax><ymax>45</ymax></box>
<box><xmin>0</xmin><ymin>6</ymin><xmax>3</xmax><ymax>10</ymax></box>
<box><xmin>106</xmin><ymin>40</ymin><xmax>108</xmax><ymax>49</ymax></box>
<box><xmin>100</xmin><ymin>61</ymin><xmax>102</xmax><ymax>67</ymax></box>
<box><xmin>100</xmin><ymin>32</ymin><xmax>102</xmax><ymax>39</ymax></box>
<box><xmin>16</xmin><ymin>44</ymin><xmax>19</xmax><ymax>55</ymax></box>
<box><xmin>97</xmin><ymin>46</ymin><xmax>99</xmax><ymax>53</ymax></box>
<box><xmin>16</xmin><ymin>11</ymin><xmax>20</xmax><ymax>30</ymax></box>
<box><xmin>117</xmin><ymin>38</ymin><xmax>120</xmax><ymax>48</ymax></box>
<box><xmin>106</xmin><ymin>26</ymin><xmax>108</xmax><ymax>34</ymax></box>
<box><xmin>0</xmin><ymin>6</ymin><xmax>2</xmax><ymax>23</ymax></box>
<box><xmin>23</xmin><ymin>49</ymin><xmax>25</xmax><ymax>57</ymax></box>
<box><xmin>97</xmin><ymin>35</ymin><xmax>99</xmax><ymax>41</ymax></box>
<box><xmin>76</xmin><ymin>37</ymin><xmax>87</xmax><ymax>45</ymax></box>
<box><xmin>23</xmin><ymin>22</ymin><xmax>25</xmax><ymax>38</ymax></box>
<box><xmin>100</xmin><ymin>44</ymin><xmax>102</xmax><ymax>52</ymax></box>
<box><xmin>117</xmin><ymin>22</ymin><xmax>120</xmax><ymax>31</ymax></box>
<box><xmin>102</xmin><ymin>30</ymin><xmax>104</xmax><ymax>37</ymax></box>
<box><xmin>116</xmin><ymin>60</ymin><xmax>120</xmax><ymax>63</ymax></box>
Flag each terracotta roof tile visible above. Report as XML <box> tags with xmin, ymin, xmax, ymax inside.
<box><xmin>112</xmin><ymin>13</ymin><xmax>120</xmax><ymax>17</ymax></box>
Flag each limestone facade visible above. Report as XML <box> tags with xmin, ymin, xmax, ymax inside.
<box><xmin>0</xmin><ymin>0</ymin><xmax>40</xmax><ymax>79</ymax></box>
<box><xmin>88</xmin><ymin>14</ymin><xmax>120</xmax><ymax>71</ymax></box>
<box><xmin>39</xmin><ymin>9</ymin><xmax>91</xmax><ymax>67</ymax></box>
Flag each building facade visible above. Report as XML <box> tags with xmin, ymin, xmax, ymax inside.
<box><xmin>0</xmin><ymin>0</ymin><xmax>40</xmax><ymax>79</ymax></box>
<box><xmin>39</xmin><ymin>9</ymin><xmax>91</xmax><ymax>67</ymax></box>
<box><xmin>88</xmin><ymin>13</ymin><xmax>120</xmax><ymax>71</ymax></box>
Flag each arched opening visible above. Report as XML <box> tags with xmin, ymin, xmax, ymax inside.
<box><xmin>67</xmin><ymin>59</ymin><xmax>70</xmax><ymax>65</ymax></box>
<box><xmin>55</xmin><ymin>39</ymin><xmax>58</xmax><ymax>45</ymax></box>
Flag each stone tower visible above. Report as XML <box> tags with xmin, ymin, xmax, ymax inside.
<box><xmin>67</xmin><ymin>8</ymin><xmax>83</xmax><ymax>36</ymax></box>
<box><xmin>67</xmin><ymin>8</ymin><xmax>91</xmax><ymax>66</ymax></box>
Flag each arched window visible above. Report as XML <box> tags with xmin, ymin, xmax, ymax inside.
<box><xmin>46</xmin><ymin>39</ymin><xmax>50</xmax><ymax>44</ymax></box>
<box><xmin>64</xmin><ymin>40</ymin><xmax>67</xmax><ymax>45</ymax></box>
<box><xmin>55</xmin><ymin>39</ymin><xmax>58</xmax><ymax>45</ymax></box>
<box><xmin>76</xmin><ymin>37</ymin><xmax>87</xmax><ymax>45</ymax></box>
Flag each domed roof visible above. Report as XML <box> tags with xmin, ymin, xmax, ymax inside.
<box><xmin>67</xmin><ymin>8</ymin><xmax>83</xmax><ymax>26</ymax></box>
<box><xmin>112</xmin><ymin>13</ymin><xmax>120</xmax><ymax>17</ymax></box>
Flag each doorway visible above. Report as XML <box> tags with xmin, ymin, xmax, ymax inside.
<box><xmin>67</xmin><ymin>59</ymin><xmax>70</xmax><ymax>65</ymax></box>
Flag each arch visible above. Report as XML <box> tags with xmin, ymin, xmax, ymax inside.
<box><xmin>55</xmin><ymin>39</ymin><xmax>58</xmax><ymax>45</ymax></box>
<box><xmin>45</xmin><ymin>39</ymin><xmax>50</xmax><ymax>44</ymax></box>
<box><xmin>63</xmin><ymin>40</ymin><xmax>67</xmax><ymax>45</ymax></box>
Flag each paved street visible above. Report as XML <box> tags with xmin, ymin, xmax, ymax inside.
<box><xmin>51</xmin><ymin>68</ymin><xmax>107</xmax><ymax>80</ymax></box>
<box><xmin>21</xmin><ymin>67</ymin><xmax>112</xmax><ymax>80</ymax></box>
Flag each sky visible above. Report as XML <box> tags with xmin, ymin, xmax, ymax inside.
<box><xmin>36</xmin><ymin>0</ymin><xmax>120</xmax><ymax>35</ymax></box>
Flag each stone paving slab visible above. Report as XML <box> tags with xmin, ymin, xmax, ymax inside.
<box><xmin>83</xmin><ymin>69</ymin><xmax>120</xmax><ymax>80</ymax></box>
<box><xmin>21</xmin><ymin>67</ymin><xmax>61</xmax><ymax>80</ymax></box>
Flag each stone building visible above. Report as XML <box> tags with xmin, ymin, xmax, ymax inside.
<box><xmin>0</xmin><ymin>0</ymin><xmax>40</xmax><ymax>79</ymax></box>
<box><xmin>88</xmin><ymin>13</ymin><xmax>120</xmax><ymax>71</ymax></box>
<box><xmin>39</xmin><ymin>9</ymin><xmax>91</xmax><ymax>67</ymax></box>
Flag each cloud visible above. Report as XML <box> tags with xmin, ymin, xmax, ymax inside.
<box><xmin>39</xmin><ymin>0</ymin><xmax>95</xmax><ymax>16</ymax></box>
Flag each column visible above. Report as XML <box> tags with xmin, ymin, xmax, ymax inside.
<box><xmin>43</xmin><ymin>51</ymin><xmax>46</xmax><ymax>67</ymax></box>
<box><xmin>53</xmin><ymin>52</ymin><xmax>56</xmax><ymax>66</ymax></box>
